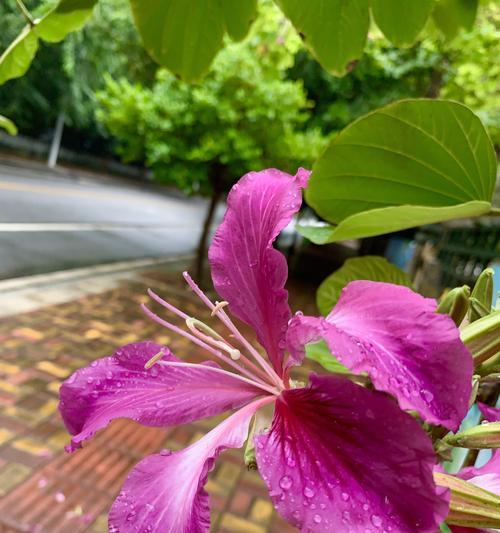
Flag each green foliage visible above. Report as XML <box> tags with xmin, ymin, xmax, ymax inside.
<box><xmin>277</xmin><ymin>0</ymin><xmax>369</xmax><ymax>76</ymax></box>
<box><xmin>0</xmin><ymin>115</ymin><xmax>17</xmax><ymax>135</ymax></box>
<box><xmin>62</xmin><ymin>0</ymin><xmax>156</xmax><ymax>129</ymax></box>
<box><xmin>316</xmin><ymin>256</ymin><xmax>412</xmax><ymax>315</ymax></box>
<box><xmin>371</xmin><ymin>0</ymin><xmax>435</xmax><ymax>47</ymax></box>
<box><xmin>130</xmin><ymin>0</ymin><xmax>258</xmax><ymax>82</ymax></box>
<box><xmin>0</xmin><ymin>0</ymin><xmax>97</xmax><ymax>86</ymax></box>
<box><xmin>288</xmin><ymin>37</ymin><xmax>442</xmax><ymax>134</ymax></box>
<box><xmin>440</xmin><ymin>1</ymin><xmax>500</xmax><ymax>146</ymax></box>
<box><xmin>304</xmin><ymin>99</ymin><xmax>496</xmax><ymax>243</ymax></box>
<box><xmin>433</xmin><ymin>0</ymin><xmax>479</xmax><ymax>40</ymax></box>
<box><xmin>95</xmin><ymin>2</ymin><xmax>327</xmax><ymax>194</ymax></box>
<box><xmin>305</xmin><ymin>340</ymin><xmax>349</xmax><ymax>374</ymax></box>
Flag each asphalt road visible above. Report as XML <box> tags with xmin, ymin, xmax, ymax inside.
<box><xmin>0</xmin><ymin>161</ymin><xmax>220</xmax><ymax>279</ymax></box>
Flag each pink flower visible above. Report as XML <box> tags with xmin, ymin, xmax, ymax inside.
<box><xmin>59</xmin><ymin>168</ymin><xmax>473</xmax><ymax>532</ymax></box>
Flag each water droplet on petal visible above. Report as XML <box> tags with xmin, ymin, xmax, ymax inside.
<box><xmin>421</xmin><ymin>389</ymin><xmax>434</xmax><ymax>403</ymax></box>
<box><xmin>313</xmin><ymin>514</ymin><xmax>322</xmax><ymax>524</ymax></box>
<box><xmin>303</xmin><ymin>486</ymin><xmax>315</xmax><ymax>498</ymax></box>
<box><xmin>371</xmin><ymin>514</ymin><xmax>382</xmax><ymax>528</ymax></box>
<box><xmin>341</xmin><ymin>492</ymin><xmax>349</xmax><ymax>501</ymax></box>
<box><xmin>279</xmin><ymin>476</ymin><xmax>293</xmax><ymax>490</ymax></box>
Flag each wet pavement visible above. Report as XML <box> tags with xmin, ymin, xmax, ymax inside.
<box><xmin>0</xmin><ymin>264</ymin><xmax>317</xmax><ymax>532</ymax></box>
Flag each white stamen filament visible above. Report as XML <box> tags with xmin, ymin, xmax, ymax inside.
<box><xmin>147</xmin><ymin>288</ymin><xmax>274</xmax><ymax>385</ymax></box>
<box><xmin>157</xmin><ymin>361</ymin><xmax>280</xmax><ymax>396</ymax></box>
<box><xmin>182</xmin><ymin>272</ymin><xmax>284</xmax><ymax>389</ymax></box>
<box><xmin>141</xmin><ymin>303</ymin><xmax>268</xmax><ymax>386</ymax></box>
<box><xmin>186</xmin><ymin>317</ymin><xmax>242</xmax><ymax>361</ymax></box>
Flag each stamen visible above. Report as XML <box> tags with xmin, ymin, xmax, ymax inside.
<box><xmin>144</xmin><ymin>350</ymin><xmax>165</xmax><ymax>369</ymax></box>
<box><xmin>141</xmin><ymin>303</ymin><xmax>272</xmax><ymax>387</ymax></box>
<box><xmin>182</xmin><ymin>271</ymin><xmax>284</xmax><ymax>390</ymax></box>
<box><xmin>211</xmin><ymin>301</ymin><xmax>229</xmax><ymax>316</ymax></box>
<box><xmin>186</xmin><ymin>317</ymin><xmax>242</xmax><ymax>361</ymax></box>
<box><xmin>186</xmin><ymin>317</ymin><xmax>225</xmax><ymax>342</ymax></box>
<box><xmin>157</xmin><ymin>360</ymin><xmax>280</xmax><ymax>396</ymax></box>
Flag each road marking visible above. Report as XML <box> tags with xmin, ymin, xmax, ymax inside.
<box><xmin>0</xmin><ymin>180</ymin><xmax>198</xmax><ymax>208</ymax></box>
<box><xmin>0</xmin><ymin>222</ymin><xmax>197</xmax><ymax>232</ymax></box>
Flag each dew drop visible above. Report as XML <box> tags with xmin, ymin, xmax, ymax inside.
<box><xmin>303</xmin><ymin>486</ymin><xmax>315</xmax><ymax>498</ymax></box>
<box><xmin>421</xmin><ymin>389</ymin><xmax>434</xmax><ymax>402</ymax></box>
<box><xmin>341</xmin><ymin>492</ymin><xmax>349</xmax><ymax>501</ymax></box>
<box><xmin>286</xmin><ymin>457</ymin><xmax>296</xmax><ymax>467</ymax></box>
<box><xmin>279</xmin><ymin>476</ymin><xmax>293</xmax><ymax>490</ymax></box>
<box><xmin>313</xmin><ymin>514</ymin><xmax>322</xmax><ymax>524</ymax></box>
<box><xmin>371</xmin><ymin>514</ymin><xmax>382</xmax><ymax>528</ymax></box>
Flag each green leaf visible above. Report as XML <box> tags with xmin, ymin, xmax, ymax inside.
<box><xmin>306</xmin><ymin>99</ymin><xmax>497</xmax><ymax>242</ymax></box>
<box><xmin>276</xmin><ymin>0</ymin><xmax>369</xmax><ymax>76</ymax></box>
<box><xmin>0</xmin><ymin>0</ymin><xmax>96</xmax><ymax>86</ymax></box>
<box><xmin>36</xmin><ymin>0</ymin><xmax>99</xmax><ymax>43</ymax></box>
<box><xmin>0</xmin><ymin>115</ymin><xmax>18</xmax><ymax>135</ymax></box>
<box><xmin>305</xmin><ymin>340</ymin><xmax>349</xmax><ymax>374</ymax></box>
<box><xmin>219</xmin><ymin>0</ymin><xmax>257</xmax><ymax>41</ymax></box>
<box><xmin>433</xmin><ymin>0</ymin><xmax>479</xmax><ymax>40</ymax></box>
<box><xmin>317</xmin><ymin>256</ymin><xmax>412</xmax><ymax>315</ymax></box>
<box><xmin>0</xmin><ymin>25</ymin><xmax>39</xmax><ymax>86</ymax></box>
<box><xmin>130</xmin><ymin>0</ymin><xmax>226</xmax><ymax>83</ymax></box>
<box><xmin>371</xmin><ymin>0</ymin><xmax>435</xmax><ymax>46</ymax></box>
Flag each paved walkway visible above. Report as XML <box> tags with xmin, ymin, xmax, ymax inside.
<box><xmin>0</xmin><ymin>262</ymin><xmax>317</xmax><ymax>532</ymax></box>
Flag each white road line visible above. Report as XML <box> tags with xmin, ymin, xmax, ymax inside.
<box><xmin>0</xmin><ymin>223</ymin><xmax>197</xmax><ymax>232</ymax></box>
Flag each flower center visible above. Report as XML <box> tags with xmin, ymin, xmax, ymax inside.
<box><xmin>140</xmin><ymin>271</ymin><xmax>285</xmax><ymax>395</ymax></box>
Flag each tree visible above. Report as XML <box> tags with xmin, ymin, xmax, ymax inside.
<box><xmin>95</xmin><ymin>1</ymin><xmax>327</xmax><ymax>279</ymax></box>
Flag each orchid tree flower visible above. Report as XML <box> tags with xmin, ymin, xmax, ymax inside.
<box><xmin>446</xmin><ymin>403</ymin><xmax>500</xmax><ymax>533</ymax></box>
<box><xmin>59</xmin><ymin>168</ymin><xmax>474</xmax><ymax>532</ymax></box>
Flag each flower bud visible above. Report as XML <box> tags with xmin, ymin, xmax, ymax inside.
<box><xmin>461</xmin><ymin>309</ymin><xmax>500</xmax><ymax>367</ymax></box>
<box><xmin>437</xmin><ymin>285</ymin><xmax>470</xmax><ymax>326</ymax></box>
<box><xmin>434</xmin><ymin>471</ymin><xmax>500</xmax><ymax>529</ymax></box>
<box><xmin>468</xmin><ymin>268</ymin><xmax>494</xmax><ymax>323</ymax></box>
<box><xmin>443</xmin><ymin>421</ymin><xmax>500</xmax><ymax>449</ymax></box>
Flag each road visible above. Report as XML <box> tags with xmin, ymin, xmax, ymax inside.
<box><xmin>0</xmin><ymin>161</ymin><xmax>220</xmax><ymax>279</ymax></box>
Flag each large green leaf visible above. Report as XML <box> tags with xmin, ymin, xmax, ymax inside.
<box><xmin>36</xmin><ymin>0</ymin><xmax>99</xmax><ymax>43</ymax></box>
<box><xmin>305</xmin><ymin>99</ymin><xmax>497</xmax><ymax>243</ymax></box>
<box><xmin>317</xmin><ymin>256</ymin><xmax>412</xmax><ymax>315</ymax></box>
<box><xmin>276</xmin><ymin>0</ymin><xmax>369</xmax><ymax>76</ymax></box>
<box><xmin>0</xmin><ymin>25</ymin><xmax>39</xmax><ymax>85</ymax></box>
<box><xmin>370</xmin><ymin>0</ymin><xmax>435</xmax><ymax>46</ymax></box>
<box><xmin>130</xmin><ymin>0</ymin><xmax>226</xmax><ymax>83</ymax></box>
<box><xmin>0</xmin><ymin>115</ymin><xmax>17</xmax><ymax>135</ymax></box>
<box><xmin>219</xmin><ymin>0</ymin><xmax>257</xmax><ymax>41</ymax></box>
<box><xmin>0</xmin><ymin>0</ymin><xmax>96</xmax><ymax>86</ymax></box>
<box><xmin>433</xmin><ymin>0</ymin><xmax>478</xmax><ymax>40</ymax></box>
<box><xmin>305</xmin><ymin>340</ymin><xmax>349</xmax><ymax>374</ymax></box>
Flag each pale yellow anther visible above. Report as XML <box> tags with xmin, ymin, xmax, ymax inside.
<box><xmin>211</xmin><ymin>301</ymin><xmax>229</xmax><ymax>316</ymax></box>
<box><xmin>144</xmin><ymin>350</ymin><xmax>165</xmax><ymax>369</ymax></box>
<box><xmin>229</xmin><ymin>349</ymin><xmax>242</xmax><ymax>361</ymax></box>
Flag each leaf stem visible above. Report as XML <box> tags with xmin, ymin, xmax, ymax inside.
<box><xmin>15</xmin><ymin>0</ymin><xmax>35</xmax><ymax>26</ymax></box>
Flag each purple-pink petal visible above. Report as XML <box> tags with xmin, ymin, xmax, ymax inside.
<box><xmin>287</xmin><ymin>281</ymin><xmax>473</xmax><ymax>430</ymax></box>
<box><xmin>457</xmin><ymin>403</ymin><xmax>500</xmax><ymax>495</ymax></box>
<box><xmin>208</xmin><ymin>167</ymin><xmax>310</xmax><ymax>375</ymax></box>
<box><xmin>255</xmin><ymin>373</ymin><xmax>449</xmax><ymax>533</ymax></box>
<box><xmin>59</xmin><ymin>341</ymin><xmax>262</xmax><ymax>451</ymax></box>
<box><xmin>108</xmin><ymin>396</ymin><xmax>274</xmax><ymax>533</ymax></box>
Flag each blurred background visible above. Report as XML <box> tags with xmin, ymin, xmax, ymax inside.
<box><xmin>0</xmin><ymin>0</ymin><xmax>498</xmax><ymax>531</ymax></box>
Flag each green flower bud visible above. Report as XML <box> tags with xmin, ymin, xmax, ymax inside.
<box><xmin>461</xmin><ymin>309</ymin><xmax>500</xmax><ymax>367</ymax></box>
<box><xmin>468</xmin><ymin>268</ymin><xmax>494</xmax><ymax>323</ymax></box>
<box><xmin>444</xmin><ymin>421</ymin><xmax>500</xmax><ymax>449</ymax></box>
<box><xmin>437</xmin><ymin>285</ymin><xmax>470</xmax><ymax>326</ymax></box>
<box><xmin>435</xmin><ymin>472</ymin><xmax>500</xmax><ymax>529</ymax></box>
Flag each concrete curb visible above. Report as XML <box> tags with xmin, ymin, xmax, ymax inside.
<box><xmin>0</xmin><ymin>256</ymin><xmax>193</xmax><ymax>317</ymax></box>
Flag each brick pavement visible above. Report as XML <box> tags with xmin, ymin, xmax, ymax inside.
<box><xmin>0</xmin><ymin>266</ymin><xmax>318</xmax><ymax>532</ymax></box>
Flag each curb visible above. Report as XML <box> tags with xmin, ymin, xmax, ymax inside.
<box><xmin>0</xmin><ymin>255</ymin><xmax>192</xmax><ymax>293</ymax></box>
